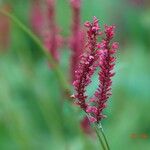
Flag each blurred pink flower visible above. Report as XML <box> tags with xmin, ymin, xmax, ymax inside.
<box><xmin>0</xmin><ymin>4</ymin><xmax>11</xmax><ymax>50</ymax></box>
<box><xmin>43</xmin><ymin>0</ymin><xmax>62</xmax><ymax>62</ymax></box>
<box><xmin>30</xmin><ymin>0</ymin><xmax>62</xmax><ymax>62</ymax></box>
<box><xmin>93</xmin><ymin>25</ymin><xmax>118</xmax><ymax>122</ymax></box>
<box><xmin>80</xmin><ymin>116</ymin><xmax>93</xmax><ymax>134</ymax></box>
<box><xmin>69</xmin><ymin>0</ymin><xmax>85</xmax><ymax>82</ymax></box>
<box><xmin>30</xmin><ymin>0</ymin><xmax>43</xmax><ymax>36</ymax></box>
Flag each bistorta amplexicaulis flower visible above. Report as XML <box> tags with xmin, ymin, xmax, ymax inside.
<box><xmin>73</xmin><ymin>16</ymin><xmax>119</xmax><ymax>123</ymax></box>
<box><xmin>73</xmin><ymin>16</ymin><xmax>101</xmax><ymax>112</ymax></box>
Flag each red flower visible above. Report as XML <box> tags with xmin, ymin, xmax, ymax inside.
<box><xmin>30</xmin><ymin>0</ymin><xmax>43</xmax><ymax>36</ymax></box>
<box><xmin>73</xmin><ymin>17</ymin><xmax>101</xmax><ymax>111</ymax></box>
<box><xmin>30</xmin><ymin>0</ymin><xmax>62</xmax><ymax>62</ymax></box>
<box><xmin>73</xmin><ymin>17</ymin><xmax>119</xmax><ymax>123</ymax></box>
<box><xmin>43</xmin><ymin>0</ymin><xmax>62</xmax><ymax>62</ymax></box>
<box><xmin>80</xmin><ymin>116</ymin><xmax>93</xmax><ymax>134</ymax></box>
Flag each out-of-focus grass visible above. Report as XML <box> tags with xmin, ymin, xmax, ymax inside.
<box><xmin>0</xmin><ymin>0</ymin><xmax>150</xmax><ymax>150</ymax></box>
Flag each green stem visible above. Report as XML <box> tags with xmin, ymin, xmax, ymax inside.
<box><xmin>0</xmin><ymin>9</ymin><xmax>70</xmax><ymax>91</ymax></box>
<box><xmin>94</xmin><ymin>123</ymin><xmax>110</xmax><ymax>150</ymax></box>
<box><xmin>94</xmin><ymin>125</ymin><xmax>106</xmax><ymax>150</ymax></box>
<box><xmin>100</xmin><ymin>124</ymin><xmax>110</xmax><ymax>150</ymax></box>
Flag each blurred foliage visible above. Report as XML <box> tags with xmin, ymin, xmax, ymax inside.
<box><xmin>0</xmin><ymin>0</ymin><xmax>150</xmax><ymax>150</ymax></box>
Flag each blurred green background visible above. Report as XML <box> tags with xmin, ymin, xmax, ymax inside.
<box><xmin>0</xmin><ymin>0</ymin><xmax>150</xmax><ymax>150</ymax></box>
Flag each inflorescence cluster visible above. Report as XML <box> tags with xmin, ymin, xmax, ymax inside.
<box><xmin>73</xmin><ymin>17</ymin><xmax>118</xmax><ymax>123</ymax></box>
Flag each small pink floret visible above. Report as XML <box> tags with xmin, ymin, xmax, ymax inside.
<box><xmin>88</xmin><ymin>116</ymin><xmax>97</xmax><ymax>123</ymax></box>
<box><xmin>112</xmin><ymin>42</ymin><xmax>119</xmax><ymax>49</ymax></box>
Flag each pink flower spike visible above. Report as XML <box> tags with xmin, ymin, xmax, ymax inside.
<box><xmin>72</xmin><ymin>17</ymin><xmax>101</xmax><ymax>111</ymax></box>
<box><xmin>72</xmin><ymin>16</ymin><xmax>119</xmax><ymax>123</ymax></box>
<box><xmin>95</xmin><ymin>24</ymin><xmax>118</xmax><ymax>122</ymax></box>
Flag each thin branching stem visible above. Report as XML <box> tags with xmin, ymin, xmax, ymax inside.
<box><xmin>94</xmin><ymin>125</ymin><xmax>106</xmax><ymax>150</ymax></box>
<box><xmin>94</xmin><ymin>123</ymin><xmax>110</xmax><ymax>150</ymax></box>
<box><xmin>0</xmin><ymin>9</ymin><xmax>70</xmax><ymax>92</ymax></box>
<box><xmin>99</xmin><ymin>123</ymin><xmax>110</xmax><ymax>150</ymax></box>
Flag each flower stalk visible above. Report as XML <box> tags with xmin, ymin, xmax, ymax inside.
<box><xmin>94</xmin><ymin>123</ymin><xmax>110</xmax><ymax>150</ymax></box>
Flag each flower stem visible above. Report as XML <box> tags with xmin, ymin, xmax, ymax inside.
<box><xmin>94</xmin><ymin>123</ymin><xmax>110</xmax><ymax>150</ymax></box>
<box><xmin>94</xmin><ymin>125</ymin><xmax>106</xmax><ymax>150</ymax></box>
